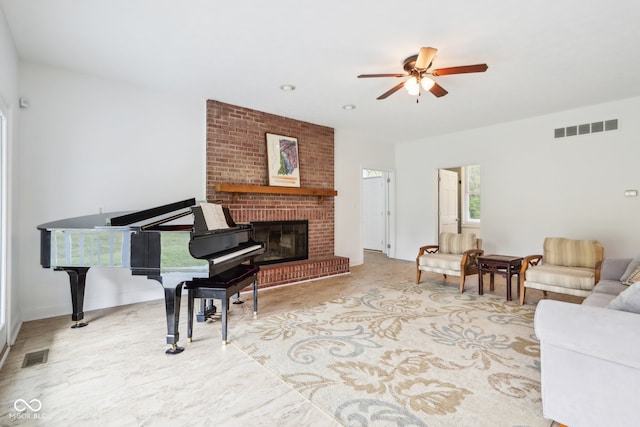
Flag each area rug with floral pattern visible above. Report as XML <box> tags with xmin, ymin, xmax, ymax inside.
<box><xmin>230</xmin><ymin>280</ymin><xmax>550</xmax><ymax>427</ymax></box>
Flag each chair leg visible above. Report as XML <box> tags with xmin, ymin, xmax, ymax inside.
<box><xmin>519</xmin><ymin>286</ymin><xmax>526</xmax><ymax>305</ymax></box>
<box><xmin>416</xmin><ymin>269</ymin><xmax>422</xmax><ymax>284</ymax></box>
<box><xmin>459</xmin><ymin>275</ymin><xmax>465</xmax><ymax>293</ymax></box>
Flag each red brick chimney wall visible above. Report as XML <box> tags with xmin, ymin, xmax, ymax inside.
<box><xmin>206</xmin><ymin>99</ymin><xmax>335</xmax><ymax>259</ymax></box>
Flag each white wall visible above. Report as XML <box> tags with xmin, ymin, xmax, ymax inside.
<box><xmin>17</xmin><ymin>62</ymin><xmax>207</xmax><ymax>321</ymax></box>
<box><xmin>395</xmin><ymin>97</ymin><xmax>640</xmax><ymax>261</ymax></box>
<box><xmin>334</xmin><ymin>129</ymin><xmax>395</xmax><ymax>266</ymax></box>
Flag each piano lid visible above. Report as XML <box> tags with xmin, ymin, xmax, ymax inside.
<box><xmin>37</xmin><ymin>211</ymin><xmax>130</xmax><ymax>231</ymax></box>
<box><xmin>37</xmin><ymin>198</ymin><xmax>197</xmax><ymax>231</ymax></box>
<box><xmin>110</xmin><ymin>198</ymin><xmax>196</xmax><ymax>228</ymax></box>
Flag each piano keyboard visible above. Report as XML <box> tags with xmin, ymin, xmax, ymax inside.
<box><xmin>212</xmin><ymin>244</ymin><xmax>263</xmax><ymax>264</ymax></box>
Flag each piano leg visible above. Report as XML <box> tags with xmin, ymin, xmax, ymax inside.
<box><xmin>56</xmin><ymin>267</ymin><xmax>90</xmax><ymax>328</ymax></box>
<box><xmin>253</xmin><ymin>278</ymin><xmax>258</xmax><ymax>316</ymax></box>
<box><xmin>162</xmin><ymin>281</ymin><xmax>185</xmax><ymax>355</ymax></box>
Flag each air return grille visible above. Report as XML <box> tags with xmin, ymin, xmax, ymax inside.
<box><xmin>22</xmin><ymin>349</ymin><xmax>49</xmax><ymax>368</ymax></box>
<box><xmin>554</xmin><ymin>119</ymin><xmax>618</xmax><ymax>138</ymax></box>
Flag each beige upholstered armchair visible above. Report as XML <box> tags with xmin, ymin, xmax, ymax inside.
<box><xmin>519</xmin><ymin>237</ymin><xmax>604</xmax><ymax>305</ymax></box>
<box><xmin>416</xmin><ymin>232</ymin><xmax>484</xmax><ymax>293</ymax></box>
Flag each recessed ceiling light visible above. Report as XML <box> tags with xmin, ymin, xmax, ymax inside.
<box><xmin>342</xmin><ymin>104</ymin><xmax>356</xmax><ymax>110</ymax></box>
<box><xmin>280</xmin><ymin>84</ymin><xmax>296</xmax><ymax>91</ymax></box>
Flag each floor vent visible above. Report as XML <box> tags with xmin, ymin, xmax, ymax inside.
<box><xmin>554</xmin><ymin>119</ymin><xmax>618</xmax><ymax>138</ymax></box>
<box><xmin>22</xmin><ymin>349</ymin><xmax>49</xmax><ymax>368</ymax></box>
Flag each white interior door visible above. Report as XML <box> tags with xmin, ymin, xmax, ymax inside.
<box><xmin>362</xmin><ymin>175</ymin><xmax>385</xmax><ymax>251</ymax></box>
<box><xmin>438</xmin><ymin>169</ymin><xmax>459</xmax><ymax>234</ymax></box>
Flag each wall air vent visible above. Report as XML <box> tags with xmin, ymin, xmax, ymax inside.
<box><xmin>554</xmin><ymin>119</ymin><xmax>618</xmax><ymax>138</ymax></box>
<box><xmin>591</xmin><ymin>121</ymin><xmax>604</xmax><ymax>133</ymax></box>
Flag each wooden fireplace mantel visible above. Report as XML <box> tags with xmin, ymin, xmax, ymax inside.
<box><xmin>215</xmin><ymin>184</ymin><xmax>338</xmax><ymax>204</ymax></box>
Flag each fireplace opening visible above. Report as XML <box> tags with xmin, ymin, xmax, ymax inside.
<box><xmin>251</xmin><ymin>220</ymin><xmax>308</xmax><ymax>265</ymax></box>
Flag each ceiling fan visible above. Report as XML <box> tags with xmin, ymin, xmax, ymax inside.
<box><xmin>358</xmin><ymin>47</ymin><xmax>488</xmax><ymax>101</ymax></box>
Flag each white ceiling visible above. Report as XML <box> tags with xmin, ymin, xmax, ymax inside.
<box><xmin>2</xmin><ymin>0</ymin><xmax>640</xmax><ymax>144</ymax></box>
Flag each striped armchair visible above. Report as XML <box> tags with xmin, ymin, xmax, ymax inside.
<box><xmin>416</xmin><ymin>232</ymin><xmax>484</xmax><ymax>293</ymax></box>
<box><xmin>519</xmin><ymin>237</ymin><xmax>604</xmax><ymax>305</ymax></box>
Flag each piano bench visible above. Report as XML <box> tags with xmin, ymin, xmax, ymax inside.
<box><xmin>185</xmin><ymin>264</ymin><xmax>259</xmax><ymax>344</ymax></box>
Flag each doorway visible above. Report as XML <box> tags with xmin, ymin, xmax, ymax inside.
<box><xmin>362</xmin><ymin>169</ymin><xmax>394</xmax><ymax>258</ymax></box>
<box><xmin>439</xmin><ymin>169</ymin><xmax>459</xmax><ymax>234</ymax></box>
<box><xmin>438</xmin><ymin>165</ymin><xmax>481</xmax><ymax>238</ymax></box>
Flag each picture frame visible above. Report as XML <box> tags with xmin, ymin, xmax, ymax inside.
<box><xmin>266</xmin><ymin>133</ymin><xmax>300</xmax><ymax>187</ymax></box>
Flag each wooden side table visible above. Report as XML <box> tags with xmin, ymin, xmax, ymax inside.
<box><xmin>478</xmin><ymin>255</ymin><xmax>523</xmax><ymax>301</ymax></box>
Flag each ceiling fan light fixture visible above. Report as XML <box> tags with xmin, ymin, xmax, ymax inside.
<box><xmin>421</xmin><ymin>77</ymin><xmax>435</xmax><ymax>90</ymax></box>
<box><xmin>404</xmin><ymin>77</ymin><xmax>419</xmax><ymax>95</ymax></box>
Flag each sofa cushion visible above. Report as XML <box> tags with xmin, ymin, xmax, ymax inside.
<box><xmin>418</xmin><ymin>253</ymin><xmax>462</xmax><ymax>271</ymax></box>
<box><xmin>607</xmin><ymin>282</ymin><xmax>640</xmax><ymax>314</ymax></box>
<box><xmin>543</xmin><ymin>237</ymin><xmax>603</xmax><ymax>269</ymax></box>
<box><xmin>583</xmin><ymin>291</ymin><xmax>618</xmax><ymax>308</ymax></box>
<box><xmin>622</xmin><ymin>267</ymin><xmax>640</xmax><ymax>286</ymax></box>
<box><xmin>620</xmin><ymin>256</ymin><xmax>640</xmax><ymax>282</ymax></box>
<box><xmin>439</xmin><ymin>232</ymin><xmax>476</xmax><ymax>255</ymax></box>
<box><xmin>526</xmin><ymin>264</ymin><xmax>596</xmax><ymax>291</ymax></box>
<box><xmin>593</xmin><ymin>279</ymin><xmax>629</xmax><ymax>296</ymax></box>
<box><xmin>600</xmin><ymin>258</ymin><xmax>632</xmax><ymax>281</ymax></box>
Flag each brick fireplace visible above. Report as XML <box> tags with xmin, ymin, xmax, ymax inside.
<box><xmin>206</xmin><ymin>100</ymin><xmax>349</xmax><ymax>289</ymax></box>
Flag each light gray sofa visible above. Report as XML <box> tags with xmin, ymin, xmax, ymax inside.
<box><xmin>534</xmin><ymin>257</ymin><xmax>640</xmax><ymax>426</ymax></box>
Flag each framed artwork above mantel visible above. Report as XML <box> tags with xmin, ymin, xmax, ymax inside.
<box><xmin>266</xmin><ymin>133</ymin><xmax>300</xmax><ymax>187</ymax></box>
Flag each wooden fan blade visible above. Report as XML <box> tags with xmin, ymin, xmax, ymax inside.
<box><xmin>377</xmin><ymin>81</ymin><xmax>406</xmax><ymax>100</ymax></box>
<box><xmin>431</xmin><ymin>64</ymin><xmax>488</xmax><ymax>76</ymax></box>
<box><xmin>415</xmin><ymin>47</ymin><xmax>438</xmax><ymax>70</ymax></box>
<box><xmin>429</xmin><ymin>82</ymin><xmax>448</xmax><ymax>98</ymax></box>
<box><xmin>358</xmin><ymin>73</ymin><xmax>407</xmax><ymax>78</ymax></box>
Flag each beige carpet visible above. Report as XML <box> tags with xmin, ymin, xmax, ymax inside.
<box><xmin>231</xmin><ymin>279</ymin><xmax>550</xmax><ymax>427</ymax></box>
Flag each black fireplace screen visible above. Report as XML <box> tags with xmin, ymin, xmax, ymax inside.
<box><xmin>251</xmin><ymin>220</ymin><xmax>309</xmax><ymax>264</ymax></box>
<box><xmin>251</xmin><ymin>220</ymin><xmax>308</xmax><ymax>265</ymax></box>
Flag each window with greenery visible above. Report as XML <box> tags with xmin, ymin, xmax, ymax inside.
<box><xmin>464</xmin><ymin>164</ymin><xmax>480</xmax><ymax>223</ymax></box>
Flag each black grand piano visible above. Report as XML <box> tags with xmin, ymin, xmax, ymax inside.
<box><xmin>38</xmin><ymin>198</ymin><xmax>264</xmax><ymax>354</ymax></box>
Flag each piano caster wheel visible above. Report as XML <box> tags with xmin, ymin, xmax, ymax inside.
<box><xmin>165</xmin><ymin>344</ymin><xmax>185</xmax><ymax>355</ymax></box>
<box><xmin>71</xmin><ymin>321</ymin><xmax>88</xmax><ymax>329</ymax></box>
<box><xmin>232</xmin><ymin>299</ymin><xmax>244</xmax><ymax>305</ymax></box>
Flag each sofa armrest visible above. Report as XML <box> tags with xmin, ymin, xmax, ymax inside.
<box><xmin>460</xmin><ymin>248</ymin><xmax>483</xmax><ymax>269</ymax></box>
<box><xmin>535</xmin><ymin>300</ymin><xmax>640</xmax><ymax>369</ymax></box>
<box><xmin>594</xmin><ymin>259</ymin><xmax>603</xmax><ymax>284</ymax></box>
<box><xmin>416</xmin><ymin>245</ymin><xmax>439</xmax><ymax>260</ymax></box>
<box><xmin>519</xmin><ymin>254</ymin><xmax>542</xmax><ymax>290</ymax></box>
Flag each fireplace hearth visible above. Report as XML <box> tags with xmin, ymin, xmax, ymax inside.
<box><xmin>251</xmin><ymin>220</ymin><xmax>308</xmax><ymax>265</ymax></box>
